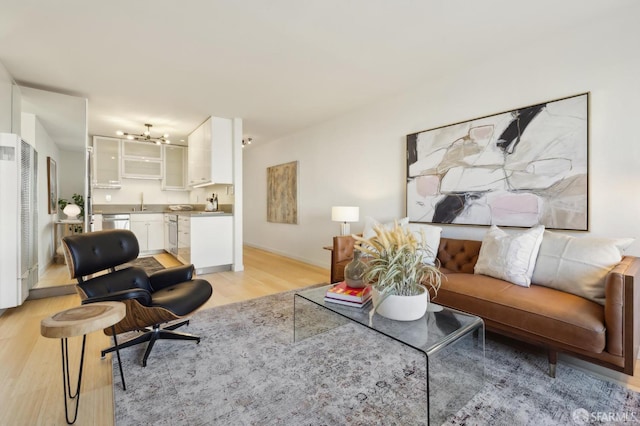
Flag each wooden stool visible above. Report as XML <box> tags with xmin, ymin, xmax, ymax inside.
<box><xmin>41</xmin><ymin>302</ymin><xmax>127</xmax><ymax>424</ymax></box>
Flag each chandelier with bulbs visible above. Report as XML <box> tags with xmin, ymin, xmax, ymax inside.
<box><xmin>116</xmin><ymin>124</ymin><xmax>170</xmax><ymax>144</ymax></box>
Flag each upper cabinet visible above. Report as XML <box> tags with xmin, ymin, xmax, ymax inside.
<box><xmin>163</xmin><ymin>145</ymin><xmax>187</xmax><ymax>190</ymax></box>
<box><xmin>92</xmin><ymin>136</ymin><xmax>122</xmax><ymax>188</ymax></box>
<box><xmin>93</xmin><ymin>135</ymin><xmax>189</xmax><ymax>190</ymax></box>
<box><xmin>121</xmin><ymin>140</ymin><xmax>163</xmax><ymax>179</ymax></box>
<box><xmin>188</xmin><ymin>116</ymin><xmax>232</xmax><ymax>187</ymax></box>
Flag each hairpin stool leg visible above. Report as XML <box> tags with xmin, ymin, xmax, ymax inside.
<box><xmin>111</xmin><ymin>325</ymin><xmax>126</xmax><ymax>390</ymax></box>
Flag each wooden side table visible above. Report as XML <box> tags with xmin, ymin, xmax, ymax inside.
<box><xmin>41</xmin><ymin>302</ymin><xmax>127</xmax><ymax>424</ymax></box>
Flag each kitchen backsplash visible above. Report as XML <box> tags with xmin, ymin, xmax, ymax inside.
<box><xmin>92</xmin><ymin>179</ymin><xmax>234</xmax><ymax>208</ymax></box>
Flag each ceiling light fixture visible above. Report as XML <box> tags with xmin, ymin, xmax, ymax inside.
<box><xmin>242</xmin><ymin>137</ymin><xmax>253</xmax><ymax>148</ymax></box>
<box><xmin>116</xmin><ymin>123</ymin><xmax>170</xmax><ymax>145</ymax></box>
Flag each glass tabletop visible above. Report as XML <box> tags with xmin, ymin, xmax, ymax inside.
<box><xmin>294</xmin><ymin>284</ymin><xmax>483</xmax><ymax>356</ymax></box>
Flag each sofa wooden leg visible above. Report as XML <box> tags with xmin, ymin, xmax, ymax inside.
<box><xmin>548</xmin><ymin>349</ymin><xmax>557</xmax><ymax>378</ymax></box>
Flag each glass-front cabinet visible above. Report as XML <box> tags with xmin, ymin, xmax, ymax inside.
<box><xmin>92</xmin><ymin>136</ymin><xmax>121</xmax><ymax>188</ymax></box>
<box><xmin>163</xmin><ymin>145</ymin><xmax>187</xmax><ymax>190</ymax></box>
<box><xmin>121</xmin><ymin>140</ymin><xmax>163</xmax><ymax>179</ymax></box>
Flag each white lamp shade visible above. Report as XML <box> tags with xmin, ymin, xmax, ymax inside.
<box><xmin>63</xmin><ymin>203</ymin><xmax>81</xmax><ymax>218</ymax></box>
<box><xmin>331</xmin><ymin>206</ymin><xmax>359</xmax><ymax>223</ymax></box>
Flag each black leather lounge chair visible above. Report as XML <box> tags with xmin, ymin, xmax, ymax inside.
<box><xmin>62</xmin><ymin>229</ymin><xmax>213</xmax><ymax>367</ymax></box>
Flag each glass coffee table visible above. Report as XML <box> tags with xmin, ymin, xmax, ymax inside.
<box><xmin>294</xmin><ymin>284</ymin><xmax>484</xmax><ymax>425</ymax></box>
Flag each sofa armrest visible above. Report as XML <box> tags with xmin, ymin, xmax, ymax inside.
<box><xmin>333</xmin><ymin>235</ymin><xmax>356</xmax><ymax>264</ymax></box>
<box><xmin>604</xmin><ymin>256</ymin><xmax>640</xmax><ymax>373</ymax></box>
<box><xmin>331</xmin><ymin>235</ymin><xmax>357</xmax><ymax>283</ymax></box>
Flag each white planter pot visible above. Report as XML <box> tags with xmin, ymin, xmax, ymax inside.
<box><xmin>372</xmin><ymin>286</ymin><xmax>429</xmax><ymax>321</ymax></box>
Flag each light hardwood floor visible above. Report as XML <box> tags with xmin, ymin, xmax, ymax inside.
<box><xmin>0</xmin><ymin>246</ymin><xmax>329</xmax><ymax>426</ymax></box>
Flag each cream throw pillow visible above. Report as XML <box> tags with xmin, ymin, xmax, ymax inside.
<box><xmin>408</xmin><ymin>223</ymin><xmax>442</xmax><ymax>266</ymax></box>
<box><xmin>362</xmin><ymin>216</ymin><xmax>409</xmax><ymax>239</ymax></box>
<box><xmin>531</xmin><ymin>231</ymin><xmax>634</xmax><ymax>304</ymax></box>
<box><xmin>474</xmin><ymin>225</ymin><xmax>545</xmax><ymax>287</ymax></box>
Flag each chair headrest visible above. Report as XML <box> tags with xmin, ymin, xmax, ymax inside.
<box><xmin>62</xmin><ymin>229</ymin><xmax>140</xmax><ymax>278</ymax></box>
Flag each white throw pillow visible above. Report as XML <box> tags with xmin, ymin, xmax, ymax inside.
<box><xmin>531</xmin><ymin>231</ymin><xmax>634</xmax><ymax>304</ymax></box>
<box><xmin>474</xmin><ymin>225</ymin><xmax>545</xmax><ymax>287</ymax></box>
<box><xmin>408</xmin><ymin>223</ymin><xmax>442</xmax><ymax>265</ymax></box>
<box><xmin>362</xmin><ymin>216</ymin><xmax>409</xmax><ymax>239</ymax></box>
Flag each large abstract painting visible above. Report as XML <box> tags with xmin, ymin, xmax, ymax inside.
<box><xmin>406</xmin><ymin>93</ymin><xmax>588</xmax><ymax>230</ymax></box>
<box><xmin>267</xmin><ymin>161</ymin><xmax>298</xmax><ymax>224</ymax></box>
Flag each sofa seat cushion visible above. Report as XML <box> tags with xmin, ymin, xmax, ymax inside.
<box><xmin>435</xmin><ymin>273</ymin><xmax>606</xmax><ymax>353</ymax></box>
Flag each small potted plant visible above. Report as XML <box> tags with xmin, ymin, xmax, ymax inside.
<box><xmin>353</xmin><ymin>222</ymin><xmax>442</xmax><ymax>321</ymax></box>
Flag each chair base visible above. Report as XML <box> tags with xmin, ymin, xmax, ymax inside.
<box><xmin>101</xmin><ymin>320</ymin><xmax>200</xmax><ymax>367</ymax></box>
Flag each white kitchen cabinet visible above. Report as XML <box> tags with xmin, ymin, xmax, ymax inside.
<box><xmin>163</xmin><ymin>214</ymin><xmax>170</xmax><ymax>252</ymax></box>
<box><xmin>92</xmin><ymin>136</ymin><xmax>121</xmax><ymax>188</ymax></box>
<box><xmin>174</xmin><ymin>215</ymin><xmax>232</xmax><ymax>273</ymax></box>
<box><xmin>177</xmin><ymin>215</ymin><xmax>190</xmax><ymax>264</ymax></box>
<box><xmin>162</xmin><ymin>145</ymin><xmax>187</xmax><ymax>190</ymax></box>
<box><xmin>122</xmin><ymin>140</ymin><xmax>162</xmax><ymax>159</ymax></box>
<box><xmin>188</xmin><ymin>116</ymin><xmax>232</xmax><ymax>187</ymax></box>
<box><xmin>191</xmin><ymin>215</ymin><xmax>233</xmax><ymax>271</ymax></box>
<box><xmin>122</xmin><ymin>140</ymin><xmax>163</xmax><ymax>179</ymax></box>
<box><xmin>130</xmin><ymin>213</ymin><xmax>164</xmax><ymax>253</ymax></box>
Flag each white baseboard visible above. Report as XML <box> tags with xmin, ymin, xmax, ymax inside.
<box><xmin>244</xmin><ymin>242</ymin><xmax>328</xmax><ymax>269</ymax></box>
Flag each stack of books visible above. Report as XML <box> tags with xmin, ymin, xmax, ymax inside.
<box><xmin>324</xmin><ymin>281</ymin><xmax>372</xmax><ymax>308</ymax></box>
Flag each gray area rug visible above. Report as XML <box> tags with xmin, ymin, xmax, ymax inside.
<box><xmin>113</xmin><ymin>290</ymin><xmax>639</xmax><ymax>425</ymax></box>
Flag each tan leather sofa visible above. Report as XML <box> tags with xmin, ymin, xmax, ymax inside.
<box><xmin>332</xmin><ymin>235</ymin><xmax>640</xmax><ymax>377</ymax></box>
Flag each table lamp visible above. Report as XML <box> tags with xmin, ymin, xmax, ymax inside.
<box><xmin>63</xmin><ymin>203</ymin><xmax>81</xmax><ymax>219</ymax></box>
<box><xmin>331</xmin><ymin>206</ymin><xmax>359</xmax><ymax>236</ymax></box>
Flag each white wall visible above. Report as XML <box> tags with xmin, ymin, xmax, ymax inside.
<box><xmin>190</xmin><ymin>184</ymin><xmax>235</xmax><ymax>207</ymax></box>
<box><xmin>93</xmin><ymin>179</ymin><xmax>190</xmax><ymax>206</ymax></box>
<box><xmin>58</xmin><ymin>149</ymin><xmax>85</xmax><ymax>202</ymax></box>
<box><xmin>0</xmin><ymin>62</ymin><xmax>14</xmax><ymax>133</ymax></box>
<box><xmin>244</xmin><ymin>6</ymin><xmax>640</xmax><ymax>268</ymax></box>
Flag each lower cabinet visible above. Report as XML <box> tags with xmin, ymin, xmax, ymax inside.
<box><xmin>191</xmin><ymin>216</ymin><xmax>233</xmax><ymax>270</ymax></box>
<box><xmin>177</xmin><ymin>216</ymin><xmax>191</xmax><ymax>264</ymax></box>
<box><xmin>130</xmin><ymin>213</ymin><xmax>164</xmax><ymax>253</ymax></box>
<box><xmin>176</xmin><ymin>215</ymin><xmax>233</xmax><ymax>272</ymax></box>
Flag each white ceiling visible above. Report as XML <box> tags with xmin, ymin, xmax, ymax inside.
<box><xmin>0</xmin><ymin>0</ymin><xmax>636</xmax><ymax>150</ymax></box>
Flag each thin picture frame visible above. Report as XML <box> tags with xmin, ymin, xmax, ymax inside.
<box><xmin>47</xmin><ymin>157</ymin><xmax>58</xmax><ymax>214</ymax></box>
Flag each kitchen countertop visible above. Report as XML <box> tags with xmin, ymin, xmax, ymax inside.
<box><xmin>93</xmin><ymin>210</ymin><xmax>232</xmax><ymax>217</ymax></box>
<box><xmin>93</xmin><ymin>204</ymin><xmax>233</xmax><ymax>217</ymax></box>
<box><xmin>174</xmin><ymin>211</ymin><xmax>232</xmax><ymax>217</ymax></box>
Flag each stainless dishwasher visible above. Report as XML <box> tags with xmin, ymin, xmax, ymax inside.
<box><xmin>102</xmin><ymin>214</ymin><xmax>130</xmax><ymax>230</ymax></box>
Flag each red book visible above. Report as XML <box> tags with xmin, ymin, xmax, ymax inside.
<box><xmin>324</xmin><ymin>296</ymin><xmax>372</xmax><ymax>308</ymax></box>
<box><xmin>325</xmin><ymin>281</ymin><xmax>371</xmax><ymax>302</ymax></box>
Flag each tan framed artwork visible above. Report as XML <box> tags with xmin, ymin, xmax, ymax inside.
<box><xmin>267</xmin><ymin>161</ymin><xmax>298</xmax><ymax>224</ymax></box>
<box><xmin>47</xmin><ymin>157</ymin><xmax>58</xmax><ymax>214</ymax></box>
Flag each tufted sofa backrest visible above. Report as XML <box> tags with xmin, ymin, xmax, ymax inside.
<box><xmin>437</xmin><ymin>238</ymin><xmax>481</xmax><ymax>273</ymax></box>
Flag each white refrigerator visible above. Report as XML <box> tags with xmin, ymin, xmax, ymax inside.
<box><xmin>0</xmin><ymin>133</ymin><xmax>38</xmax><ymax>309</ymax></box>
